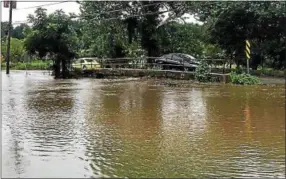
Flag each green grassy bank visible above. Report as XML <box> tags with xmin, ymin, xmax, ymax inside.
<box><xmin>211</xmin><ymin>67</ymin><xmax>285</xmax><ymax>78</ymax></box>
<box><xmin>1</xmin><ymin>60</ymin><xmax>51</xmax><ymax>70</ymax></box>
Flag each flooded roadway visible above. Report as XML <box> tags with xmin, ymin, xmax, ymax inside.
<box><xmin>2</xmin><ymin>71</ymin><xmax>285</xmax><ymax>178</ymax></box>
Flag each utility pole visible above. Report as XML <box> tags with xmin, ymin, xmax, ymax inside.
<box><xmin>5</xmin><ymin>0</ymin><xmax>13</xmax><ymax>74</ymax></box>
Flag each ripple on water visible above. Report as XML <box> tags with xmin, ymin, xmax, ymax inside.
<box><xmin>2</xmin><ymin>71</ymin><xmax>285</xmax><ymax>178</ymax></box>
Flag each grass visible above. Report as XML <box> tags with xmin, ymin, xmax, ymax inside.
<box><xmin>1</xmin><ymin>60</ymin><xmax>51</xmax><ymax>70</ymax></box>
<box><xmin>211</xmin><ymin>66</ymin><xmax>284</xmax><ymax>78</ymax></box>
<box><xmin>255</xmin><ymin>68</ymin><xmax>285</xmax><ymax>78</ymax></box>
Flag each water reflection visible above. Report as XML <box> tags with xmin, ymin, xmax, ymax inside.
<box><xmin>158</xmin><ymin>87</ymin><xmax>209</xmax><ymax>177</ymax></box>
<box><xmin>2</xmin><ymin>71</ymin><xmax>285</xmax><ymax>178</ymax></box>
<box><xmin>84</xmin><ymin>82</ymin><xmax>163</xmax><ymax>177</ymax></box>
<box><xmin>203</xmin><ymin>85</ymin><xmax>285</xmax><ymax>177</ymax></box>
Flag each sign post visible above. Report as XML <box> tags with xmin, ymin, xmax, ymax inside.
<box><xmin>245</xmin><ymin>40</ymin><xmax>251</xmax><ymax>74</ymax></box>
<box><xmin>3</xmin><ymin>1</ymin><xmax>16</xmax><ymax>74</ymax></box>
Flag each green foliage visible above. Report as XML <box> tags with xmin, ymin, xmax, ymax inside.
<box><xmin>186</xmin><ymin>1</ymin><xmax>285</xmax><ymax>69</ymax></box>
<box><xmin>25</xmin><ymin>9</ymin><xmax>78</xmax><ymax>57</ymax></box>
<box><xmin>125</xmin><ymin>42</ymin><xmax>144</xmax><ymax>58</ymax></box>
<box><xmin>1</xmin><ymin>21</ymin><xmax>30</xmax><ymax>39</ymax></box>
<box><xmin>125</xmin><ymin>41</ymin><xmax>147</xmax><ymax>68</ymax></box>
<box><xmin>255</xmin><ymin>68</ymin><xmax>285</xmax><ymax>78</ymax></box>
<box><xmin>12</xmin><ymin>24</ymin><xmax>31</xmax><ymax>39</ymax></box>
<box><xmin>79</xmin><ymin>1</ymin><xmax>130</xmax><ymax>58</ymax></box>
<box><xmin>1</xmin><ymin>60</ymin><xmax>50</xmax><ymax>70</ymax></box>
<box><xmin>195</xmin><ymin>61</ymin><xmax>211</xmax><ymax>82</ymax></box>
<box><xmin>157</xmin><ymin>23</ymin><xmax>211</xmax><ymax>57</ymax></box>
<box><xmin>1</xmin><ymin>38</ymin><xmax>26</xmax><ymax>62</ymax></box>
<box><xmin>24</xmin><ymin>8</ymin><xmax>79</xmax><ymax>78</ymax></box>
<box><xmin>230</xmin><ymin>72</ymin><xmax>260</xmax><ymax>85</ymax></box>
<box><xmin>79</xmin><ymin>1</ymin><xmax>186</xmax><ymax>59</ymax></box>
<box><xmin>1</xmin><ymin>22</ymin><xmax>11</xmax><ymax>37</ymax></box>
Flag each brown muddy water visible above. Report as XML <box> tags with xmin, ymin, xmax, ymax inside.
<box><xmin>2</xmin><ymin>71</ymin><xmax>285</xmax><ymax>178</ymax></box>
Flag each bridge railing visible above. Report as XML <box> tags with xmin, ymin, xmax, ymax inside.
<box><xmin>96</xmin><ymin>57</ymin><xmax>233</xmax><ymax>74</ymax></box>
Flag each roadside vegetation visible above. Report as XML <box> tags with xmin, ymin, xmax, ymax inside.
<box><xmin>1</xmin><ymin>1</ymin><xmax>285</xmax><ymax>82</ymax></box>
<box><xmin>1</xmin><ymin>60</ymin><xmax>51</xmax><ymax>70</ymax></box>
<box><xmin>230</xmin><ymin>72</ymin><xmax>261</xmax><ymax>85</ymax></box>
<box><xmin>195</xmin><ymin>61</ymin><xmax>211</xmax><ymax>82</ymax></box>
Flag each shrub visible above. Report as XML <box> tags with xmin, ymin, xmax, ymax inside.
<box><xmin>230</xmin><ymin>72</ymin><xmax>260</xmax><ymax>85</ymax></box>
<box><xmin>195</xmin><ymin>60</ymin><xmax>211</xmax><ymax>82</ymax></box>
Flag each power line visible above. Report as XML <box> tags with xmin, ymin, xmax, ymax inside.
<box><xmin>15</xmin><ymin>1</ymin><xmax>69</xmax><ymax>10</ymax></box>
<box><xmin>11</xmin><ymin>2</ymin><xmax>170</xmax><ymax>25</ymax></box>
<box><xmin>96</xmin><ymin>2</ymin><xmax>162</xmax><ymax>16</ymax></box>
<box><xmin>12</xmin><ymin>9</ymin><xmax>169</xmax><ymax>25</ymax></box>
<box><xmin>14</xmin><ymin>1</ymin><xmax>161</xmax><ymax>13</ymax></box>
<box><xmin>90</xmin><ymin>10</ymin><xmax>170</xmax><ymax>23</ymax></box>
<box><xmin>73</xmin><ymin>2</ymin><xmax>164</xmax><ymax>20</ymax></box>
<box><xmin>79</xmin><ymin>2</ymin><xmax>168</xmax><ymax>22</ymax></box>
<box><xmin>12</xmin><ymin>21</ymin><xmax>29</xmax><ymax>25</ymax></box>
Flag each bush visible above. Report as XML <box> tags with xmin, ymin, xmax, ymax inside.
<box><xmin>230</xmin><ymin>72</ymin><xmax>260</xmax><ymax>85</ymax></box>
<box><xmin>195</xmin><ymin>61</ymin><xmax>211</xmax><ymax>82</ymax></box>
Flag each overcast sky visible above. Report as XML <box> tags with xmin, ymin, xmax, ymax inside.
<box><xmin>1</xmin><ymin>1</ymin><xmax>201</xmax><ymax>25</ymax></box>
<box><xmin>1</xmin><ymin>1</ymin><xmax>80</xmax><ymax>24</ymax></box>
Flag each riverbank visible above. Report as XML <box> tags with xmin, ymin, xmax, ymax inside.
<box><xmin>75</xmin><ymin>69</ymin><xmax>283</xmax><ymax>86</ymax></box>
<box><xmin>1</xmin><ymin>60</ymin><xmax>50</xmax><ymax>70</ymax></box>
<box><xmin>92</xmin><ymin>68</ymin><xmax>231</xmax><ymax>83</ymax></box>
<box><xmin>2</xmin><ymin>68</ymin><xmax>284</xmax><ymax>85</ymax></box>
<box><xmin>80</xmin><ymin>68</ymin><xmax>285</xmax><ymax>84</ymax></box>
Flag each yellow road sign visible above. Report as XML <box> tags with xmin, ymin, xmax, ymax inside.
<box><xmin>245</xmin><ymin>40</ymin><xmax>250</xmax><ymax>60</ymax></box>
<box><xmin>245</xmin><ymin>51</ymin><xmax>251</xmax><ymax>59</ymax></box>
<box><xmin>246</xmin><ymin>40</ymin><xmax>250</xmax><ymax>48</ymax></box>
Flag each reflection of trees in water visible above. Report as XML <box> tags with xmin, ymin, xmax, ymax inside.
<box><xmin>80</xmin><ymin>83</ymin><xmax>124</xmax><ymax>177</ymax></box>
<box><xmin>161</xmin><ymin>87</ymin><xmax>207</xmax><ymax>133</ymax></box>
<box><xmin>204</xmin><ymin>86</ymin><xmax>285</xmax><ymax>145</ymax></box>
<box><xmin>157</xmin><ymin>87</ymin><xmax>210</xmax><ymax>177</ymax></box>
<box><xmin>4</xmin><ymin>97</ymin><xmax>27</xmax><ymax>176</ymax></box>
<box><xmin>96</xmin><ymin>82</ymin><xmax>162</xmax><ymax>141</ymax></box>
<box><xmin>84</xmin><ymin>82</ymin><xmax>163</xmax><ymax>177</ymax></box>
<box><xmin>202</xmin><ymin>86</ymin><xmax>285</xmax><ymax>176</ymax></box>
<box><xmin>23</xmin><ymin>80</ymin><xmax>76</xmax><ymax>157</ymax></box>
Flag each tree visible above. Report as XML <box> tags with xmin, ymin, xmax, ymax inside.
<box><xmin>78</xmin><ymin>1</ymin><xmax>183</xmax><ymax>59</ymax></box>
<box><xmin>24</xmin><ymin>8</ymin><xmax>79</xmax><ymax>78</ymax></box>
<box><xmin>1</xmin><ymin>37</ymin><xmax>25</xmax><ymax>62</ymax></box>
<box><xmin>158</xmin><ymin>22</ymin><xmax>204</xmax><ymax>57</ymax></box>
<box><xmin>11</xmin><ymin>23</ymin><xmax>30</xmax><ymax>39</ymax></box>
<box><xmin>183</xmin><ymin>1</ymin><xmax>286</xmax><ymax>69</ymax></box>
<box><xmin>79</xmin><ymin>1</ymin><xmax>130</xmax><ymax>58</ymax></box>
<box><xmin>1</xmin><ymin>21</ymin><xmax>13</xmax><ymax>37</ymax></box>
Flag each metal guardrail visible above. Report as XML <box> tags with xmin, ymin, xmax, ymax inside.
<box><xmin>96</xmin><ymin>57</ymin><xmax>231</xmax><ymax>72</ymax></box>
<box><xmin>74</xmin><ymin>56</ymin><xmax>233</xmax><ymax>74</ymax></box>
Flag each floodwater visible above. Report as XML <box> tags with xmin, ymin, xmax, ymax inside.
<box><xmin>2</xmin><ymin>71</ymin><xmax>285</xmax><ymax>178</ymax></box>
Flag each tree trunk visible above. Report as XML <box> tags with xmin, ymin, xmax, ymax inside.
<box><xmin>230</xmin><ymin>54</ymin><xmax>233</xmax><ymax>69</ymax></box>
<box><xmin>54</xmin><ymin>56</ymin><xmax>61</xmax><ymax>79</ymax></box>
<box><xmin>127</xmin><ymin>23</ymin><xmax>133</xmax><ymax>44</ymax></box>
<box><xmin>62</xmin><ymin>57</ymin><xmax>67</xmax><ymax>79</ymax></box>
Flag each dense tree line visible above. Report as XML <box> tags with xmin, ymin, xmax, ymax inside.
<box><xmin>1</xmin><ymin>1</ymin><xmax>285</xmax><ymax>78</ymax></box>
